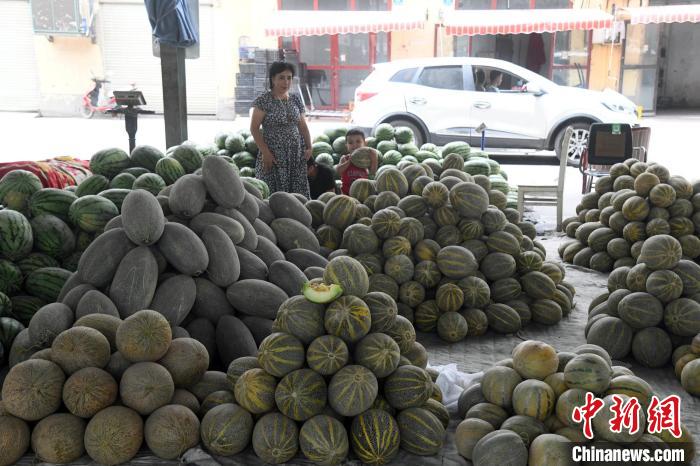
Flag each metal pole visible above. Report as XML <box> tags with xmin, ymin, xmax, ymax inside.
<box><xmin>160</xmin><ymin>44</ymin><xmax>188</xmax><ymax>148</ymax></box>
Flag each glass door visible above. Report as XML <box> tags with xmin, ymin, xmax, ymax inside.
<box><xmin>621</xmin><ymin>23</ymin><xmax>659</xmax><ymax>115</ymax></box>
<box><xmin>551</xmin><ymin>30</ymin><xmax>590</xmax><ymax>88</ymax></box>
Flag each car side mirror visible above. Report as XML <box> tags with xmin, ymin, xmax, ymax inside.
<box><xmin>525</xmin><ymin>83</ymin><xmax>546</xmax><ymax>96</ymax></box>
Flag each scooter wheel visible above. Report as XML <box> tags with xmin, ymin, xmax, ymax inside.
<box><xmin>79</xmin><ymin>105</ymin><xmax>94</xmax><ymax>119</ymax></box>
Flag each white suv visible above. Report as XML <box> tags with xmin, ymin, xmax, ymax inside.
<box><xmin>351</xmin><ymin>57</ymin><xmax>640</xmax><ymax>165</ymax></box>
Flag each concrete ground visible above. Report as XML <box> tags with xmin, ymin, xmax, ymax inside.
<box><xmin>1</xmin><ymin>110</ymin><xmax>698</xmax><ymax>231</ymax></box>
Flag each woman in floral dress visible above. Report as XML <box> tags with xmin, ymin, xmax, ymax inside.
<box><xmin>250</xmin><ymin>62</ymin><xmax>312</xmax><ymax>197</ymax></box>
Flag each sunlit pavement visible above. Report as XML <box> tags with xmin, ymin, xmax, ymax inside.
<box><xmin>2</xmin><ymin>110</ymin><xmax>698</xmax><ymax>232</ymax></box>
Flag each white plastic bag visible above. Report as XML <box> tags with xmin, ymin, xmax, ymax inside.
<box><xmin>428</xmin><ymin>363</ymin><xmax>483</xmax><ymax>415</ymax></box>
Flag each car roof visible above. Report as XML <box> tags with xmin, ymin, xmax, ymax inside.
<box><xmin>374</xmin><ymin>56</ymin><xmax>528</xmax><ymax>69</ymax></box>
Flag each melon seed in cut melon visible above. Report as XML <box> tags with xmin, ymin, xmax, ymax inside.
<box><xmin>303</xmin><ymin>282</ymin><xmax>343</xmax><ymax>304</ymax></box>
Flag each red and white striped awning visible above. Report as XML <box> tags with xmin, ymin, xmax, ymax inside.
<box><xmin>444</xmin><ymin>8</ymin><xmax>614</xmax><ymax>36</ymax></box>
<box><xmin>264</xmin><ymin>10</ymin><xmax>425</xmax><ymax>37</ymax></box>
<box><xmin>619</xmin><ymin>4</ymin><xmax>700</xmax><ymax>25</ymax></box>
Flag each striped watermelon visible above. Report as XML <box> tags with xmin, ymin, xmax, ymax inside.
<box><xmin>89</xmin><ymin>148</ymin><xmax>130</xmax><ymax>179</ymax></box>
<box><xmin>30</xmin><ymin>215</ymin><xmax>76</xmax><ymax>259</ymax></box>
<box><xmin>24</xmin><ymin>267</ymin><xmax>72</xmax><ymax>303</ymax></box>
<box><xmin>132</xmin><ymin>173</ymin><xmax>166</xmax><ymax>196</ymax></box>
<box><xmin>0</xmin><ymin>210</ymin><xmax>33</xmax><ymax>260</ymax></box>
<box><xmin>155</xmin><ymin>157</ymin><xmax>186</xmax><ymax>185</ymax></box>
<box><xmin>75</xmin><ymin>174</ymin><xmax>110</xmax><ymax>197</ymax></box>
<box><xmin>0</xmin><ymin>169</ymin><xmax>43</xmax><ymax>211</ymax></box>
<box><xmin>130</xmin><ymin>145</ymin><xmax>164</xmax><ymax>171</ymax></box>
<box><xmin>29</xmin><ymin>188</ymin><xmax>77</xmax><ymax>222</ymax></box>
<box><xmin>68</xmin><ymin>195</ymin><xmax>119</xmax><ymax>232</ymax></box>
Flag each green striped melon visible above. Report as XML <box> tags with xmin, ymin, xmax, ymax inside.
<box><xmin>382</xmin><ymin>236</ymin><xmax>411</xmax><ymax>257</ymax></box>
<box><xmin>383</xmin><ymin>255</ymin><xmax>414</xmax><ymax>284</ymax></box>
<box><xmin>563</xmin><ymin>354</ymin><xmax>612</xmax><ymax>394</ymax></box>
<box><xmin>272</xmin><ymin>296</ymin><xmax>325</xmax><ymax>345</ymax></box>
<box><xmin>471</xmin><ymin>429</ymin><xmax>528</xmax><ymax>466</ymax></box>
<box><xmin>300</xmin><ymin>414</ymin><xmax>349</xmax><ymax>466</ymax></box>
<box><xmin>350</xmin><ymin>409</ymin><xmax>399</xmax><ymax>465</ymax></box>
<box><xmin>556</xmin><ymin>388</ymin><xmax>589</xmax><ymax>427</ymax></box>
<box><xmin>664</xmin><ymin>298</ymin><xmax>700</xmax><ymax>336</ymax></box>
<box><xmin>586</xmin><ymin>316</ymin><xmax>633</xmax><ymax>359</ymax></box>
<box><xmin>481</xmin><ymin>252</ymin><xmax>517</xmax><ymax>281</ymax></box>
<box><xmin>363</xmin><ymin>291</ymin><xmax>398</xmax><ymax>332</ymax></box>
<box><xmin>275</xmin><ymin>368</ymin><xmax>327</xmax><ymax>421</ymax></box>
<box><xmin>385</xmin><ymin>315</ymin><xmax>416</xmax><ymax>353</ymax></box>
<box><xmin>481</xmin><ymin>366</ymin><xmax>522</xmax><ymax>409</ymax></box>
<box><xmin>617</xmin><ymin>292</ymin><xmax>664</xmax><ymax>329</ymax></box>
<box><xmin>436</xmin><ymin>245</ymin><xmax>477</xmax><ymax>279</ymax></box>
<box><xmin>375</xmin><ymin>168</ymin><xmax>409</xmax><ymax>197</ymax></box>
<box><xmin>132</xmin><ymin>173</ymin><xmax>166</xmax><ymax>196</ymax></box>
<box><xmin>646</xmin><ymin>270</ymin><xmax>683</xmax><ymax>302</ymax></box>
<box><xmin>631</xmin><ymin>326</ymin><xmax>672</xmax><ymax>368</ymax></box>
<box><xmin>466</xmin><ymin>402</ymin><xmax>509</xmax><ymax>429</ymax></box>
<box><xmin>201</xmin><ymin>403</ymin><xmax>254</xmax><ymax>456</ymax></box>
<box><xmin>306</xmin><ymin>335</ymin><xmax>349</xmax><ymax>376</ymax></box>
<box><xmin>234</xmin><ymin>368</ymin><xmax>277</xmax><ymax>414</ymax></box>
<box><xmin>485</xmin><ymin>304</ymin><xmax>521</xmax><ymax>334</ymax></box>
<box><xmin>414</xmin><ymin>300</ymin><xmax>440</xmax><ymax>332</ymax></box>
<box><xmin>413</xmin><ymin>261</ymin><xmax>442</xmax><ymax>289</ymax></box>
<box><xmin>397</xmin><ymin>407</ymin><xmax>445</xmax><ymax>456</ymax></box>
<box><xmin>324</xmin><ymin>296</ymin><xmax>371</xmax><ymax>344</ymax></box>
<box><xmin>328</xmin><ymin>365</ymin><xmax>378</xmax><ymax>417</ymax></box>
<box><xmin>638</xmin><ymin>234</ymin><xmax>683</xmax><ymax>270</ymax></box>
<box><xmin>500</xmin><ymin>415</ymin><xmax>547</xmax><ymax>448</ymax></box>
<box><xmin>436</xmin><ymin>312</ymin><xmax>468</xmax><ymax>342</ymax></box>
<box><xmin>459</xmin><ymin>276</ymin><xmax>491</xmax><ymax>307</ymax></box>
<box><xmin>511</xmin><ymin>379</ymin><xmax>555</xmax><ymax>421</ymax></box>
<box><xmin>592</xmin><ymin>394</ymin><xmax>646</xmax><ymax>443</ymax></box>
<box><xmin>435</xmin><ymin>283</ymin><xmax>464</xmax><ymax>312</ymax></box>
<box><xmin>257</xmin><ymin>332</ymin><xmax>305</xmax><ymax>377</ymax></box>
<box><xmin>354</xmin><ymin>332</ymin><xmax>400</xmax><ymax>378</ymax></box>
<box><xmin>30</xmin><ymin>215</ymin><xmax>75</xmax><ymax>260</ymax></box>
<box><xmin>449</xmin><ymin>182</ymin><xmax>489</xmax><ymax>219</ymax></box>
<box><xmin>251</xmin><ymin>412</ymin><xmax>299</xmax><ymax>464</ymax></box>
<box><xmin>29</xmin><ymin>188</ymin><xmax>76</xmax><ymax>222</ymax></box>
<box><xmin>323</xmin><ymin>256</ymin><xmax>369</xmax><ymax>298</ymax></box>
<box><xmin>384</xmin><ymin>365</ymin><xmax>433</xmax><ymax>410</ymax></box>
<box><xmin>649</xmin><ymin>183</ymin><xmax>677</xmax><ymax>207</ymax></box>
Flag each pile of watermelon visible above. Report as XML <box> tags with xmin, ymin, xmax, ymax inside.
<box><xmin>559</xmin><ymin>158</ymin><xmax>700</xmax><ymax>273</ymax></box>
<box><xmin>583</xmin><ymin>233</ymin><xmax>700</xmax><ymax>384</ymax></box>
<box><xmin>304</xmin><ymin>162</ymin><xmax>576</xmax><ymax>343</ymax></box>
<box><xmin>455</xmin><ymin>340</ymin><xmax>696</xmax><ymax>465</ymax></box>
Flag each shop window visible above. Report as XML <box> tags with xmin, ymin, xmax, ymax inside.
<box><xmin>535</xmin><ymin>0</ymin><xmax>571</xmax><ymax>8</ymax></box>
<box><xmin>454</xmin><ymin>37</ymin><xmax>469</xmax><ymax>56</ymax></box>
<box><xmin>280</xmin><ymin>0</ymin><xmax>314</xmax><ymax>9</ymax></box>
<box><xmin>455</xmin><ymin>0</ymin><xmax>492</xmax><ymax>9</ymax></box>
<box><xmin>355</xmin><ymin>0</ymin><xmax>390</xmax><ymax>9</ymax></box>
<box><xmin>317</xmin><ymin>0</ymin><xmax>351</xmax><ymax>9</ymax></box>
<box><xmin>624</xmin><ymin>24</ymin><xmax>659</xmax><ymax>66</ymax></box>
<box><xmin>417</xmin><ymin>66</ymin><xmax>464</xmax><ymax>90</ymax></box>
<box><xmin>376</xmin><ymin>32</ymin><xmax>389</xmax><ymax>63</ymax></box>
<box><xmin>496</xmin><ymin>0</ymin><xmax>530</xmax><ymax>9</ymax></box>
<box><xmin>390</xmin><ymin>67</ymin><xmax>418</xmax><ymax>83</ymax></box>
<box><xmin>553</xmin><ymin>30</ymin><xmax>588</xmax><ymax>66</ymax></box>
<box><xmin>339</xmin><ymin>33</ymin><xmax>370</xmax><ymax>65</ymax></box>
<box><xmin>552</xmin><ymin>68</ymin><xmax>585</xmax><ymax>87</ymax></box>
<box><xmin>300</xmin><ymin>35</ymin><xmax>332</xmax><ymax>65</ymax></box>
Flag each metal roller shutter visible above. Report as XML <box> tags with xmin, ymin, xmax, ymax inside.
<box><xmin>0</xmin><ymin>0</ymin><xmax>41</xmax><ymax>111</ymax></box>
<box><xmin>98</xmin><ymin>2</ymin><xmax>217</xmax><ymax>114</ymax></box>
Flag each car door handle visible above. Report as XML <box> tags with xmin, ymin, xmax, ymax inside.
<box><xmin>473</xmin><ymin>101</ymin><xmax>491</xmax><ymax>109</ymax></box>
<box><xmin>408</xmin><ymin>97</ymin><xmax>427</xmax><ymax>105</ymax></box>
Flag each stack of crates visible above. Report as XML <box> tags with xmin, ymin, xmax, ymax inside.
<box><xmin>234</xmin><ymin>48</ymin><xmax>282</xmax><ymax>116</ymax></box>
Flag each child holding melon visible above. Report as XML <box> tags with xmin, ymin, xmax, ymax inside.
<box><xmin>336</xmin><ymin>129</ymin><xmax>378</xmax><ymax>196</ymax></box>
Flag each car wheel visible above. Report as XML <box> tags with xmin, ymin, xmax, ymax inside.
<box><xmin>555</xmin><ymin>122</ymin><xmax>591</xmax><ymax>167</ymax></box>
<box><xmin>387</xmin><ymin>119</ymin><xmax>425</xmax><ymax>147</ymax></box>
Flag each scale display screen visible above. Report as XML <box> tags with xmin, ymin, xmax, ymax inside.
<box><xmin>587</xmin><ymin>123</ymin><xmax>632</xmax><ymax>165</ymax></box>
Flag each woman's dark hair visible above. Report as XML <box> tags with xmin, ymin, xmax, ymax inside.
<box><xmin>489</xmin><ymin>69</ymin><xmax>503</xmax><ymax>81</ymax></box>
<box><xmin>475</xmin><ymin>69</ymin><xmax>485</xmax><ymax>84</ymax></box>
<box><xmin>268</xmin><ymin>61</ymin><xmax>296</xmax><ymax>89</ymax></box>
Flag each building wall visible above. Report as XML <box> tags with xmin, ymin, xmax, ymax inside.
<box><xmin>34</xmin><ymin>36</ymin><xmax>103</xmax><ymax>116</ymax></box>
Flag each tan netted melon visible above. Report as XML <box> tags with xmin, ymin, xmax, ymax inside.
<box><xmin>592</xmin><ymin>394</ymin><xmax>645</xmax><ymax>443</ymax></box>
<box><xmin>73</xmin><ymin>313</ymin><xmax>122</xmax><ymax>352</ymax></box>
<box><xmin>170</xmin><ymin>389</ymin><xmax>201</xmax><ymax>413</ymax></box>
<box><xmin>84</xmin><ymin>406</ymin><xmax>144</xmax><ymax>466</ymax></box>
<box><xmin>144</xmin><ymin>404</ymin><xmax>200</xmax><ymax>460</ymax></box>
<box><xmin>512</xmin><ymin>340</ymin><xmax>559</xmax><ymax>380</ymax></box>
<box><xmin>500</xmin><ymin>415</ymin><xmax>547</xmax><ymax>448</ymax></box>
<box><xmin>511</xmin><ymin>379</ymin><xmax>556</xmax><ymax>421</ymax></box>
<box><xmin>481</xmin><ymin>366</ymin><xmax>522</xmax><ymax>409</ymax></box>
<box><xmin>30</xmin><ymin>413</ymin><xmax>86</xmax><ymax>463</ymax></box>
<box><xmin>158</xmin><ymin>337</ymin><xmax>209</xmax><ymax>387</ymax></box>
<box><xmin>62</xmin><ymin>367</ymin><xmax>118</xmax><ymax>418</ymax></box>
<box><xmin>119</xmin><ymin>362</ymin><xmax>175</xmax><ymax>415</ymax></box>
<box><xmin>471</xmin><ymin>429</ymin><xmax>528</xmax><ymax>466</ymax></box>
<box><xmin>51</xmin><ymin>326</ymin><xmax>111</xmax><ymax>374</ymax></box>
<box><xmin>116</xmin><ymin>309</ymin><xmax>172</xmax><ymax>362</ymax></box>
<box><xmin>200</xmin><ymin>403</ymin><xmax>254</xmax><ymax>456</ymax></box>
<box><xmin>0</xmin><ymin>413</ymin><xmax>30</xmax><ymax>466</ymax></box>
<box><xmin>105</xmin><ymin>351</ymin><xmax>130</xmax><ymax>381</ymax></box>
<box><xmin>1</xmin><ymin>359</ymin><xmax>65</xmax><ymax>421</ymax></box>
